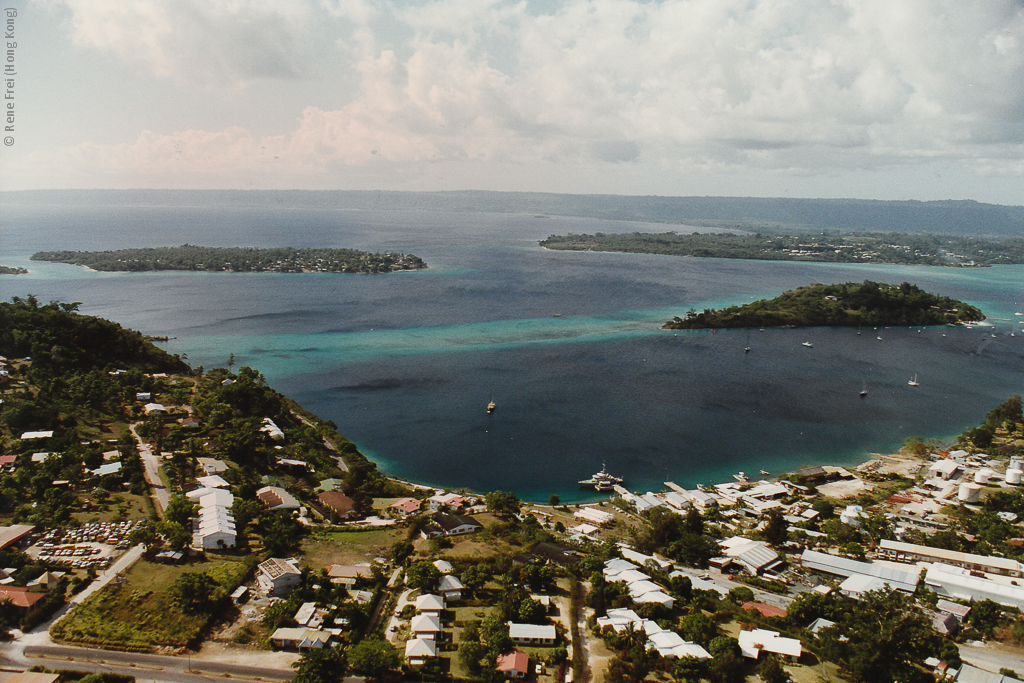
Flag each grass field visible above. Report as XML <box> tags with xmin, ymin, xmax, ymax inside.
<box><xmin>302</xmin><ymin>527</ymin><xmax>406</xmax><ymax>567</ymax></box>
<box><xmin>51</xmin><ymin>555</ymin><xmax>253</xmax><ymax>651</ymax></box>
<box><xmin>72</xmin><ymin>493</ymin><xmax>152</xmax><ymax>525</ymax></box>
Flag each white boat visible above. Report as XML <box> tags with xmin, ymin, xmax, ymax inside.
<box><xmin>733</xmin><ymin>471</ymin><xmax>749</xmax><ymax>482</ymax></box>
<box><xmin>802</xmin><ymin>341</ymin><xmax>813</xmax><ymax>348</ymax></box>
<box><xmin>908</xmin><ymin>375</ymin><xmax>920</xmax><ymax>387</ymax></box>
<box><xmin>579</xmin><ymin>464</ymin><xmax>623</xmax><ymax>491</ymax></box>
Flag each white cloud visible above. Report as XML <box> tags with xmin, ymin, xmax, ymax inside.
<box><xmin>20</xmin><ymin>0</ymin><xmax>1024</xmax><ymax>192</ymax></box>
<box><xmin>53</xmin><ymin>0</ymin><xmax>315</xmax><ymax>88</ymax></box>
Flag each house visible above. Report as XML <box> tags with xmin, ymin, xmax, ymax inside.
<box><xmin>294</xmin><ymin>602</ymin><xmax>323</xmax><ymax>628</ymax></box>
<box><xmin>257</xmin><ymin>557</ymin><xmax>302</xmax><ymax>596</ymax></box>
<box><xmin>410</xmin><ymin>613</ymin><xmax>443</xmax><ymax>639</ymax></box>
<box><xmin>438</xmin><ymin>574</ymin><xmax>465</xmax><ymax>600</ymax></box>
<box><xmin>317</xmin><ymin>490</ymin><xmax>358</xmax><ymax>520</ymax></box>
<box><xmin>92</xmin><ymin>462</ymin><xmax>123</xmax><ymax>478</ymax></box>
<box><xmin>0</xmin><ymin>586</ymin><xmax>45</xmax><ymax>619</ymax></box>
<box><xmin>317</xmin><ymin>478</ymin><xmax>345</xmax><ymax>492</ymax></box>
<box><xmin>737</xmin><ymin>629</ymin><xmax>802</xmax><ymax>661</ymax></box>
<box><xmin>496</xmin><ymin>650</ymin><xmax>530</xmax><ymax>679</ymax></box>
<box><xmin>530</xmin><ymin>541</ymin><xmax>581</xmax><ymax>568</ymax></box>
<box><xmin>181</xmin><ymin>417</ymin><xmax>202</xmax><ymax>429</ymax></box>
<box><xmin>719</xmin><ymin>538</ymin><xmax>783</xmax><ymax>575</ymax></box>
<box><xmin>415</xmin><ymin>593</ymin><xmax>445</xmax><ymax>615</ymax></box>
<box><xmin>742</xmin><ymin>602</ymin><xmax>787</xmax><ymax>618</ymax></box>
<box><xmin>197</xmin><ymin>458</ymin><xmax>230</xmax><ymax>476</ymax></box>
<box><xmin>0</xmin><ymin>455</ymin><xmax>18</xmax><ymax>470</ymax></box>
<box><xmin>508</xmin><ymin>622</ymin><xmax>557</xmax><ymax>646</ymax></box>
<box><xmin>428</xmin><ymin>492</ymin><xmax>466</xmax><ymax>511</ymax></box>
<box><xmin>433</xmin><ymin>559</ymin><xmax>453</xmax><ymax>574</ymax></box>
<box><xmin>260</xmin><ymin>418</ymin><xmax>284</xmax><ymax>441</ymax></box>
<box><xmin>433</xmin><ymin>513</ymin><xmax>482</xmax><ymax>536</ymax></box>
<box><xmin>924</xmin><ymin>563</ymin><xmax>1024</xmax><ymax>610</ymax></box>
<box><xmin>257</xmin><ymin>486</ymin><xmax>301</xmax><ymax>510</ymax></box>
<box><xmin>196</xmin><ymin>475</ymin><xmax>230</xmax><ymax>489</ymax></box>
<box><xmin>390</xmin><ymin>497</ymin><xmax>421</xmax><ymax>515</ymax></box>
<box><xmin>19</xmin><ymin>431</ymin><xmax>53</xmax><ymax>440</ymax></box>
<box><xmin>143</xmin><ymin>403</ymin><xmax>166</xmax><ymax>415</ymax></box>
<box><xmin>929</xmin><ymin>459</ymin><xmax>962</xmax><ymax>481</ymax></box>
<box><xmin>270</xmin><ymin>627</ymin><xmax>332</xmax><ymax>650</ymax></box>
<box><xmin>327</xmin><ymin>564</ymin><xmax>374</xmax><ymax>585</ymax></box>
<box><xmin>647</xmin><ymin>631</ymin><xmax>712</xmax><ymax>659</ymax></box>
<box><xmin>405</xmin><ymin>637</ymin><xmax>437</xmax><ymax>667</ymax></box>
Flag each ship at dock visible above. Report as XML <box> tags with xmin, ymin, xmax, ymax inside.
<box><xmin>579</xmin><ymin>464</ymin><xmax>624</xmax><ymax>491</ymax></box>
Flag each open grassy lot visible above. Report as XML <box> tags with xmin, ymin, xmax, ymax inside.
<box><xmin>72</xmin><ymin>493</ymin><xmax>152</xmax><ymax>525</ymax></box>
<box><xmin>302</xmin><ymin>527</ymin><xmax>406</xmax><ymax>568</ymax></box>
<box><xmin>51</xmin><ymin>555</ymin><xmax>253</xmax><ymax>652</ymax></box>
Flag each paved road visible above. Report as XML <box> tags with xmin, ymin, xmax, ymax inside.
<box><xmin>960</xmin><ymin>641</ymin><xmax>1024</xmax><ymax>675</ymax></box>
<box><xmin>22</xmin><ymin>645</ymin><xmax>295</xmax><ymax>680</ymax></box>
<box><xmin>130</xmin><ymin>423</ymin><xmax>169</xmax><ymax>516</ymax></box>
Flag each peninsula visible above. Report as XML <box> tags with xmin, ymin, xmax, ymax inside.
<box><xmin>0</xmin><ymin>265</ymin><xmax>28</xmax><ymax>275</ymax></box>
<box><xmin>31</xmin><ymin>245</ymin><xmax>427</xmax><ymax>274</ymax></box>
<box><xmin>540</xmin><ymin>231</ymin><xmax>1024</xmax><ymax>267</ymax></box>
<box><xmin>664</xmin><ymin>280</ymin><xmax>984</xmax><ymax>329</ymax></box>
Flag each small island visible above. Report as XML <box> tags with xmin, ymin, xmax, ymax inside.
<box><xmin>0</xmin><ymin>265</ymin><xmax>28</xmax><ymax>275</ymax></box>
<box><xmin>31</xmin><ymin>244</ymin><xmax>427</xmax><ymax>274</ymax></box>
<box><xmin>664</xmin><ymin>280</ymin><xmax>985</xmax><ymax>329</ymax></box>
<box><xmin>540</xmin><ymin>231</ymin><xmax>1024</xmax><ymax>267</ymax></box>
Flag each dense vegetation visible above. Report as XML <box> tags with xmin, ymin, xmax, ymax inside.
<box><xmin>540</xmin><ymin>231</ymin><xmax>1024</xmax><ymax>266</ymax></box>
<box><xmin>0</xmin><ymin>265</ymin><xmax>28</xmax><ymax>274</ymax></box>
<box><xmin>31</xmin><ymin>245</ymin><xmax>427</xmax><ymax>274</ymax></box>
<box><xmin>664</xmin><ymin>280</ymin><xmax>984</xmax><ymax>330</ymax></box>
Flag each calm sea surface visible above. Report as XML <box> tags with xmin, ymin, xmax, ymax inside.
<box><xmin>2</xmin><ymin>202</ymin><xmax>1023</xmax><ymax>501</ymax></box>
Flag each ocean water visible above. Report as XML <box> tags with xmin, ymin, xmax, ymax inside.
<box><xmin>2</xmin><ymin>201</ymin><xmax>1023</xmax><ymax>501</ymax></box>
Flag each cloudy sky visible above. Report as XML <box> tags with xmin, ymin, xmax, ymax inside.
<box><xmin>3</xmin><ymin>0</ymin><xmax>1024</xmax><ymax>203</ymax></box>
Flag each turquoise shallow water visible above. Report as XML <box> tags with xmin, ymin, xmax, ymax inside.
<box><xmin>2</xmin><ymin>201</ymin><xmax>1023</xmax><ymax>501</ymax></box>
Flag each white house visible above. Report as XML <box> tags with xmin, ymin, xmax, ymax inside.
<box><xmin>738</xmin><ymin>629</ymin><xmax>802</xmax><ymax>661</ymax></box>
<box><xmin>410</xmin><ymin>613</ymin><xmax>443</xmax><ymax>639</ymax></box>
<box><xmin>257</xmin><ymin>557</ymin><xmax>302</xmax><ymax>596</ymax></box>
<box><xmin>438</xmin><ymin>574</ymin><xmax>465</xmax><ymax>600</ymax></box>
<box><xmin>405</xmin><ymin>638</ymin><xmax>437</xmax><ymax>667</ymax></box>
<box><xmin>508</xmin><ymin>622</ymin><xmax>557</xmax><ymax>646</ymax></box>
<box><xmin>415</xmin><ymin>593</ymin><xmax>446</xmax><ymax>616</ymax></box>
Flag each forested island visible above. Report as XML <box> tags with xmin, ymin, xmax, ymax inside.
<box><xmin>664</xmin><ymin>281</ymin><xmax>985</xmax><ymax>329</ymax></box>
<box><xmin>0</xmin><ymin>265</ymin><xmax>28</xmax><ymax>275</ymax></box>
<box><xmin>30</xmin><ymin>245</ymin><xmax>428</xmax><ymax>274</ymax></box>
<box><xmin>540</xmin><ymin>231</ymin><xmax>1024</xmax><ymax>266</ymax></box>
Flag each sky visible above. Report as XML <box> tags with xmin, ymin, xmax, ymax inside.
<box><xmin>2</xmin><ymin>0</ymin><xmax>1023</xmax><ymax>204</ymax></box>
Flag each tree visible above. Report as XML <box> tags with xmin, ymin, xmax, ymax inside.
<box><xmin>672</xmin><ymin>656</ymin><xmax>709</xmax><ymax>683</ymax></box>
<box><xmin>762</xmin><ymin>510</ymin><xmax>788</xmax><ymax>547</ymax></box>
<box><xmin>823</xmin><ymin>587</ymin><xmax>941</xmax><ymax>683</ymax></box>
<box><xmin>548</xmin><ymin>494</ymin><xmax>561</xmax><ymax>507</ymax></box>
<box><xmin>758</xmin><ymin>655</ymin><xmax>792</xmax><ymax>683</ymax></box>
<box><xmin>170</xmin><ymin>571</ymin><xmax>220</xmax><ymax>614</ymax></box>
<box><xmin>292</xmin><ymin>647</ymin><xmax>346</xmax><ymax>683</ymax></box>
<box><xmin>679</xmin><ymin>612</ymin><xmax>718</xmax><ymax>647</ymax></box>
<box><xmin>485</xmin><ymin>490</ymin><xmax>521</xmax><ymax>517</ymax></box>
<box><xmin>405</xmin><ymin>560</ymin><xmax>440</xmax><ymax>592</ymax></box>
<box><xmin>347</xmin><ymin>638</ymin><xmax>401</xmax><ymax>681</ymax></box>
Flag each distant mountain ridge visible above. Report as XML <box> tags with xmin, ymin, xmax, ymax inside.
<box><xmin>5</xmin><ymin>189</ymin><xmax>1024</xmax><ymax>237</ymax></box>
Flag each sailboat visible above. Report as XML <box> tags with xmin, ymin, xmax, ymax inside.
<box><xmin>744</xmin><ymin>329</ymin><xmax>751</xmax><ymax>353</ymax></box>
<box><xmin>860</xmin><ymin>382</ymin><xmax>868</xmax><ymax>398</ymax></box>
<box><xmin>487</xmin><ymin>397</ymin><xmax>497</xmax><ymax>413</ymax></box>
<box><xmin>908</xmin><ymin>375</ymin><xmax>920</xmax><ymax>387</ymax></box>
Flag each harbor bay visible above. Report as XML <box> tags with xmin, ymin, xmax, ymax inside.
<box><xmin>2</xmin><ymin>199</ymin><xmax>1023</xmax><ymax>501</ymax></box>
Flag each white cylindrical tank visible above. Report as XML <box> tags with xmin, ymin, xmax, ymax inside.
<box><xmin>975</xmin><ymin>469</ymin><xmax>992</xmax><ymax>484</ymax></box>
<box><xmin>959</xmin><ymin>482</ymin><xmax>982</xmax><ymax>503</ymax></box>
<box><xmin>1007</xmin><ymin>469</ymin><xmax>1023</xmax><ymax>485</ymax></box>
<box><xmin>1011</xmin><ymin>456</ymin><xmax>1024</xmax><ymax>471</ymax></box>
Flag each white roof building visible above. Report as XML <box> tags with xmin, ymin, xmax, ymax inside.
<box><xmin>738</xmin><ymin>629</ymin><xmax>802</xmax><ymax>660</ymax></box>
<box><xmin>924</xmin><ymin>563</ymin><xmax>1024</xmax><ymax>610</ymax></box>
<box><xmin>260</xmin><ymin>418</ymin><xmax>284</xmax><ymax>441</ymax></box>
<box><xmin>574</xmin><ymin>507</ymin><xmax>615</xmax><ymax>525</ymax></box>
<box><xmin>647</xmin><ymin>631</ymin><xmax>711</xmax><ymax>659</ymax></box>
<box><xmin>508</xmin><ymin>622</ymin><xmax>557</xmax><ymax>645</ymax></box>
<box><xmin>415</xmin><ymin>593</ymin><xmax>446</xmax><ymax>614</ymax></box>
<box><xmin>405</xmin><ymin>637</ymin><xmax>437</xmax><ymax>666</ymax></box>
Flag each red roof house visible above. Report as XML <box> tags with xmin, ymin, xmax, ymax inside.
<box><xmin>496</xmin><ymin>650</ymin><xmax>530</xmax><ymax>679</ymax></box>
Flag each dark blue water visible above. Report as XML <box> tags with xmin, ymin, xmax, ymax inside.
<box><xmin>2</xmin><ymin>200</ymin><xmax>1023</xmax><ymax>501</ymax></box>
